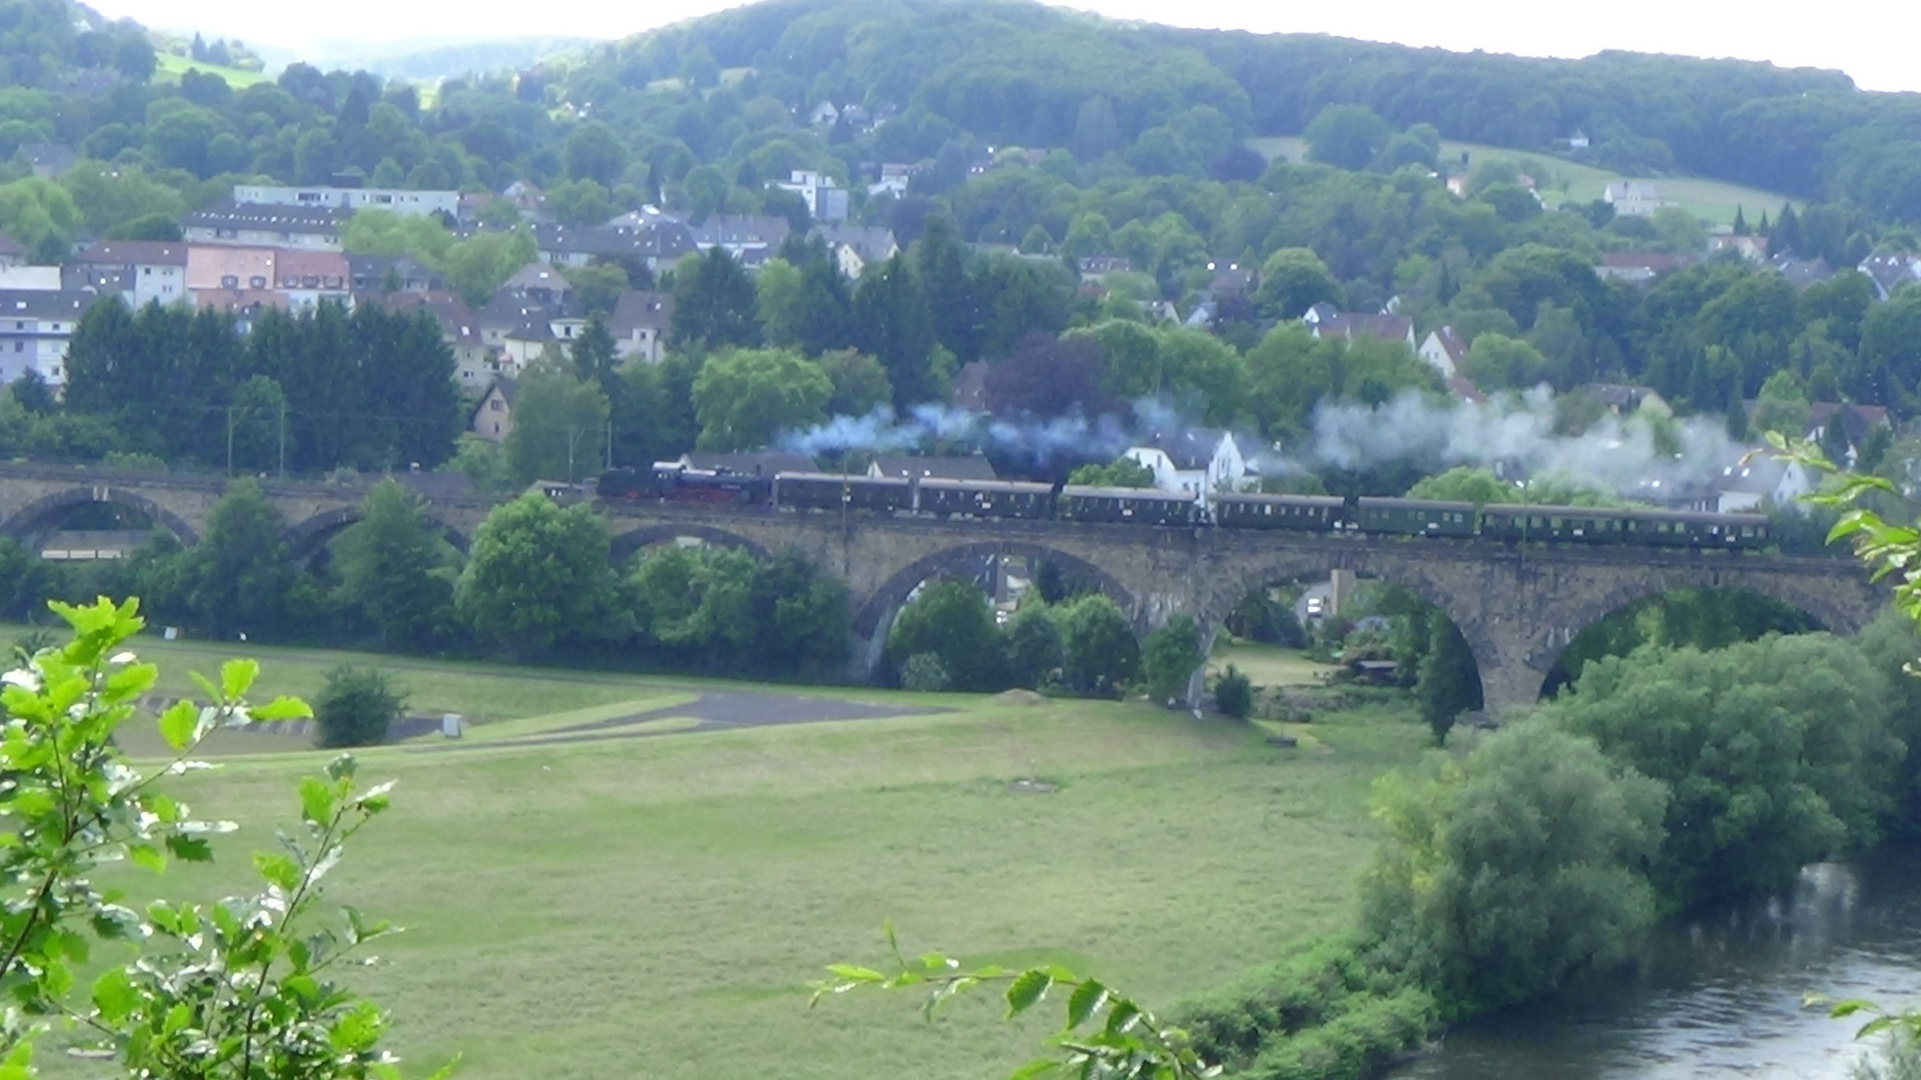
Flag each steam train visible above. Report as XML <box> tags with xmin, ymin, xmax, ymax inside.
<box><xmin>595</xmin><ymin>463</ymin><xmax>1773</xmax><ymax>550</ymax></box>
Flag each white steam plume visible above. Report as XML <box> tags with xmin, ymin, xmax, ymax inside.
<box><xmin>781</xmin><ymin>404</ymin><xmax>1134</xmax><ymax>462</ymax></box>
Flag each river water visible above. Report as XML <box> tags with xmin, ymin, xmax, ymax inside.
<box><xmin>1397</xmin><ymin>847</ymin><xmax>1921</xmax><ymax>1080</ymax></box>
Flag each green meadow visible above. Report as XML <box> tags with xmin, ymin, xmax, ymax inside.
<box><xmin>31</xmin><ymin>633</ymin><xmax>1425</xmax><ymax>1080</ymax></box>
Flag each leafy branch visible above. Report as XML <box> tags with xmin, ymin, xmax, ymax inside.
<box><xmin>811</xmin><ymin>924</ymin><xmax>1217</xmax><ymax>1080</ymax></box>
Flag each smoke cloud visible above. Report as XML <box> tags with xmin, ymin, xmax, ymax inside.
<box><xmin>781</xmin><ymin>403</ymin><xmax>1134</xmax><ymax>463</ymax></box>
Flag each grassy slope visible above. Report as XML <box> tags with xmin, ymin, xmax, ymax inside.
<box><xmin>153</xmin><ymin>52</ymin><xmax>272</xmax><ymax>88</ymax></box>
<box><xmin>1249</xmin><ymin>135</ymin><xmax>1794</xmax><ymax>227</ymax></box>
<box><xmin>35</xmin><ymin>639</ymin><xmax>1427</xmax><ymax>1080</ymax></box>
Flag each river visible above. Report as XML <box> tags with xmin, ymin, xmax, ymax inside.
<box><xmin>1398</xmin><ymin>847</ymin><xmax>1921</xmax><ymax>1080</ymax></box>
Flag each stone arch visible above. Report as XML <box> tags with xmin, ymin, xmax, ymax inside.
<box><xmin>852</xmin><ymin>541</ymin><xmax>1136</xmax><ymax>638</ymax></box>
<box><xmin>282</xmin><ymin>507</ymin><xmax>473</xmax><ymax>566</ymax></box>
<box><xmin>1</xmin><ymin>487</ymin><xmax>201</xmax><ymax>547</ymax></box>
<box><xmin>1526</xmin><ymin>562</ymin><xmax>1882</xmax><ymax>693</ymax></box>
<box><xmin>608</xmin><ymin>524</ymin><xmax>772</xmax><ymax>565</ymax></box>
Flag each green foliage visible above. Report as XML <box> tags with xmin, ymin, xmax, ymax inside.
<box><xmin>1003</xmin><ymin>604</ymin><xmax>1065</xmax><ymax>689</ymax></box>
<box><xmin>1362</xmin><ymin>719</ymin><xmax>1668</xmax><ymax>1014</ymax></box>
<box><xmin>186</xmin><ymin>479</ymin><xmax>299</xmax><ymax>641</ymax></box>
<box><xmin>898</xmin><ymin>652</ymin><xmax>951</xmax><ymax>692</ymax></box>
<box><xmin>671</xmin><ymin>248</ymin><xmax>760</xmax><ymax>352</ymax></box>
<box><xmin>1212</xmin><ymin>664</ymin><xmax>1253</xmax><ymax>719</ymax></box>
<box><xmin>1068</xmin><ymin>455</ymin><xmax>1156</xmax><ymax>488</ymax></box>
<box><xmin>332</xmin><ymin>480</ymin><xmax>459</xmax><ymax>650</ymax></box>
<box><xmin>1059</xmin><ymin>593</ymin><xmax>1141</xmax><ymax>697</ymax></box>
<box><xmin>887</xmin><ymin>580</ymin><xmax>1005</xmax><ymax>692</ymax></box>
<box><xmin>455</xmin><ymin>492</ymin><xmax>623</xmax><ymax>655</ymax></box>
<box><xmin>505</xmin><ymin>362</ymin><xmax>611</xmax><ymax>484</ymax></box>
<box><xmin>1256</xmin><ymin>248</ymin><xmax>1344</xmax><ymax>320</ymax></box>
<box><xmin>691</xmin><ymin>347</ymin><xmax>832</xmax><ymax>450</ymax></box>
<box><xmin>1305</xmin><ymin>105</ymin><xmax>1391</xmax><ymax>172</ymax></box>
<box><xmin>314</xmin><ymin>664</ymin><xmax>407</xmax><ymax>748</ymax></box>
<box><xmin>1551</xmin><ymin>635</ymin><xmax>1898</xmax><ymax>907</ymax></box>
<box><xmin>0</xmin><ymin>597</ymin><xmax>425</xmax><ymax>1080</ymax></box>
<box><xmin>1143</xmin><ymin>615</ymin><xmax>1204</xmax><ymax>705</ymax></box>
<box><xmin>1413</xmin><ymin>619</ymin><xmax>1481</xmax><ymax>743</ymax></box>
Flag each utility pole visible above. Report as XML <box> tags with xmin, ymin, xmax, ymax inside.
<box><xmin>225</xmin><ymin>406</ymin><xmax>234</xmax><ymax>477</ymax></box>
<box><xmin>277</xmin><ymin>399</ymin><xmax>287</xmax><ymax>477</ymax></box>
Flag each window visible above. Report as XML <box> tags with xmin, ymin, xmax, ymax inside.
<box><xmin>221</xmin><ymin>275</ymin><xmax>239</xmax><ymax>288</ymax></box>
<box><xmin>142</xmin><ymin>267</ymin><xmax>151</xmax><ymax>275</ymax></box>
<box><xmin>13</xmin><ymin>342</ymin><xmax>21</xmax><ymax>352</ymax></box>
<box><xmin>249</xmin><ymin>276</ymin><xmax>267</xmax><ymax>289</ymax></box>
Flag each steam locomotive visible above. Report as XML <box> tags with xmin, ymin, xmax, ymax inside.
<box><xmin>595</xmin><ymin>463</ymin><xmax>1772</xmax><ymax>550</ymax></box>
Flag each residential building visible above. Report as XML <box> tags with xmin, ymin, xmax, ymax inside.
<box><xmin>1077</xmin><ymin>256</ymin><xmax>1134</xmax><ymax>278</ymax></box>
<box><xmin>951</xmin><ymin>360</ymin><xmax>990</xmax><ymax>412</ymax></box>
<box><xmin>1307</xmin><ymin>312</ymin><xmax>1417</xmax><ymax>351</ymax></box>
<box><xmin>526</xmin><ymin>220</ymin><xmax>695</xmax><ymax>272</ymax></box>
<box><xmin>1770</xmin><ymin>253</ymin><xmax>1835</xmax><ymax>290</ymax></box>
<box><xmin>0</xmin><ymin>266</ymin><xmax>61</xmax><ymax>291</ymax></box>
<box><xmin>1596</xmin><ymin>251</ymin><xmax>1696</xmax><ymax>284</ymax></box>
<box><xmin>76</xmin><ymin>241</ymin><xmax>188</xmax><ymax>307</ymax></box>
<box><xmin>348</xmin><ymin>255</ymin><xmax>442</xmax><ymax>293</ymax></box>
<box><xmin>1603</xmin><ymin>180</ymin><xmax>1661</xmax><ymax>217</ymax></box>
<box><xmin>20</xmin><ymin>143</ymin><xmax>75</xmax><ymax>180</ymax></box>
<box><xmin>1584</xmin><ymin>383</ymin><xmax>1671</xmax><ymax>416</ymax></box>
<box><xmin>0</xmin><ymin>290</ymin><xmax>99</xmax><ymax>386</ymax></box>
<box><xmin>1418</xmin><ymin>326</ymin><xmax>1468</xmax><ymax>378</ymax></box>
<box><xmin>273</xmin><ymin>249</ymin><xmax>351</xmax><ymax>310</ymax></box>
<box><xmin>1708</xmin><ymin>233</ymin><xmax>1768</xmax><ymax>261</ymax></box>
<box><xmin>688</xmin><ymin>215</ymin><xmax>791</xmax><ymax>262</ymax></box>
<box><xmin>477</xmin><ymin>293</ymin><xmax>586</xmax><ymax>375</ymax></box>
<box><xmin>184</xmin><ymin>202</ymin><xmax>351</xmax><ymax>250</ymax></box>
<box><xmin>807</xmin><ymin>101</ymin><xmax>840</xmax><ymax>126</ymax></box>
<box><xmin>187</xmin><ymin>246</ymin><xmax>278</xmax><ymax>301</ymax></box>
<box><xmin>1710</xmin><ymin>455</ymin><xmax>1815</xmax><ymax>514</ymax></box>
<box><xmin>471</xmin><ymin>378</ymin><xmax>516</xmax><ymax>441</ymax></box>
<box><xmin>1444</xmin><ymin>375</ymin><xmax>1487</xmax><ymax>404</ymax></box>
<box><xmin>868</xmin><ymin>455</ymin><xmax>998</xmax><ymax>481</ymax></box>
<box><xmin>1122</xmin><ymin>429</ymin><xmax>1256</xmax><ymax>508</ymax></box>
<box><xmin>231</xmin><ymin>184</ymin><xmax>459</xmax><ymax>218</ymax></box>
<box><xmin>609</xmin><ymin>290</ymin><xmax>673</xmax><ymax>363</ymax></box>
<box><xmin>810</xmin><ymin>224</ymin><xmax>899</xmax><ymax>278</ymax></box>
<box><xmin>1859</xmin><ymin>252</ymin><xmax>1921</xmax><ymax>301</ymax></box>
<box><xmin>498</xmin><ymin>262</ymin><xmax>573</xmax><ymax>304</ymax></box>
<box><xmin>775</xmin><ymin>170</ymin><xmax>849</xmax><ymax>223</ymax></box>
<box><xmin>355</xmin><ymin>290</ymin><xmax>488</xmax><ymax>393</ymax></box>
<box><xmin>0</xmin><ymin>232</ymin><xmax>23</xmax><ymax>267</ymax></box>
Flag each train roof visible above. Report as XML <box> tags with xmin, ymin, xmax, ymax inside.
<box><xmin>775</xmin><ymin>470</ymin><xmax>911</xmax><ymax>485</ymax></box>
<box><xmin>1356</xmin><ymin>496</ymin><xmax>1478</xmax><ymax>512</ymax></box>
<box><xmin>1481</xmin><ymin>503</ymin><xmax>1632</xmax><ymax>518</ymax></box>
<box><xmin>1214</xmin><ymin>492</ymin><xmax>1346</xmax><ymax>508</ymax></box>
<box><xmin>917</xmin><ymin>477</ymin><xmax>1055</xmax><ymax>493</ymax></box>
<box><xmin>1060</xmin><ymin>485</ymin><xmax>1197</xmax><ymax>501</ymax></box>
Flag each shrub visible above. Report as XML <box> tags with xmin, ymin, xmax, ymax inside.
<box><xmin>313</xmin><ymin>665</ymin><xmax>406</xmax><ymax>748</ymax></box>
<box><xmin>899</xmin><ymin>652</ymin><xmax>951</xmax><ymax>692</ymax></box>
<box><xmin>1215</xmin><ymin>665</ymin><xmax>1254</xmax><ymax>719</ymax></box>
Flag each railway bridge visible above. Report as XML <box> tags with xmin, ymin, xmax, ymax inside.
<box><xmin>0</xmin><ymin>463</ymin><xmax>1885</xmax><ymax>711</ymax></box>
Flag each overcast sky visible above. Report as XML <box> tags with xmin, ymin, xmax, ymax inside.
<box><xmin>86</xmin><ymin>0</ymin><xmax>1920</xmax><ymax>94</ymax></box>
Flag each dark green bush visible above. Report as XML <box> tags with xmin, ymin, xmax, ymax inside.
<box><xmin>313</xmin><ymin>665</ymin><xmax>406</xmax><ymax>748</ymax></box>
<box><xmin>1214</xmin><ymin>664</ymin><xmax>1254</xmax><ymax>718</ymax></box>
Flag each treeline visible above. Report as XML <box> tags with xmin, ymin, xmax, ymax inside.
<box><xmin>60</xmin><ymin>299</ymin><xmax>463</xmax><ymax>473</ymax></box>
<box><xmin>0</xmin><ymin>479</ymin><xmax>852</xmax><ymax>681</ymax></box>
<box><xmin>1178</xmin><ymin>617</ymin><xmax>1921</xmax><ymax>1078</ymax></box>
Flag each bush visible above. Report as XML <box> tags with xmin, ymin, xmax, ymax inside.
<box><xmin>1142</xmin><ymin>615</ymin><xmax>1204</xmax><ymax>705</ymax></box>
<box><xmin>1215</xmin><ymin>665</ymin><xmax>1254</xmax><ymax>718</ymax></box>
<box><xmin>313</xmin><ymin>665</ymin><xmax>406</xmax><ymax>748</ymax></box>
<box><xmin>899</xmin><ymin>652</ymin><xmax>951</xmax><ymax>692</ymax></box>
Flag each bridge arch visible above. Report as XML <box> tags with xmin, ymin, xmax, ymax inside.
<box><xmin>283</xmin><ymin>507</ymin><xmax>472</xmax><ymax>566</ymax></box>
<box><xmin>608</xmin><ymin>524</ymin><xmax>772</xmax><ymax>565</ymax></box>
<box><xmin>1</xmin><ymin>487</ymin><xmax>201</xmax><ymax>547</ymax></box>
<box><xmin>852</xmin><ymin>541</ymin><xmax>1136</xmax><ymax>639</ymax></box>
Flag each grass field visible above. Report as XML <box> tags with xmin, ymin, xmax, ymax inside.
<box><xmin>1248</xmin><ymin>135</ymin><xmax>1793</xmax><ymax>226</ymax></box>
<box><xmin>28</xmin><ymin>635</ymin><xmax>1429</xmax><ymax>1080</ymax></box>
<box><xmin>153</xmin><ymin>52</ymin><xmax>272</xmax><ymax>88</ymax></box>
<box><xmin>1211</xmin><ymin>638</ymin><xmax>1336</xmax><ymax>688</ymax></box>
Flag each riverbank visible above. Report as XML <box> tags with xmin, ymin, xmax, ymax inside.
<box><xmin>45</xmin><ymin>638</ymin><xmax>1429</xmax><ymax>1080</ymax></box>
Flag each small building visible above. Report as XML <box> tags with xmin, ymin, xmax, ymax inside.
<box><xmin>1595</xmin><ymin>252</ymin><xmax>1696</xmax><ymax>284</ymax></box>
<box><xmin>1859</xmin><ymin>252</ymin><xmax>1921</xmax><ymax>301</ymax></box>
<box><xmin>775</xmin><ymin>170</ymin><xmax>849</xmax><ymax>224</ymax></box>
<box><xmin>231</xmin><ymin>183</ymin><xmax>458</xmax><ymax>219</ymax></box>
<box><xmin>184</xmin><ymin>201</ymin><xmax>351</xmax><ymax>250</ymax></box>
<box><xmin>0</xmin><ymin>289</ymin><xmax>100</xmax><ymax>387</ymax></box>
<box><xmin>1603</xmin><ymin>180</ymin><xmax>1661</xmax><ymax>218</ymax></box>
<box><xmin>1770</xmin><ymin>253</ymin><xmax>1835</xmax><ymax>291</ymax></box>
<box><xmin>868</xmin><ymin>455</ymin><xmax>998</xmax><ymax>481</ymax></box>
<box><xmin>1307</xmin><ymin>312</ymin><xmax>1417</xmax><ymax>351</ymax></box>
<box><xmin>273</xmin><ymin>249</ymin><xmax>351</xmax><ymax>310</ymax></box>
<box><xmin>810</xmin><ymin>224</ymin><xmax>899</xmax><ymax>278</ymax></box>
<box><xmin>1708</xmin><ymin>233</ymin><xmax>1768</xmax><ymax>261</ymax></box>
<box><xmin>1585</xmin><ymin>383</ymin><xmax>1671</xmax><ymax>417</ymax></box>
<box><xmin>75</xmin><ymin>240</ymin><xmax>189</xmax><ymax>308</ymax></box>
<box><xmin>348</xmin><ymin>254</ymin><xmax>443</xmax><ymax>293</ymax></box>
<box><xmin>609</xmin><ymin>290</ymin><xmax>673</xmax><ymax>364</ymax></box>
<box><xmin>1122</xmin><ymin>429</ymin><xmax>1256</xmax><ymax>508</ymax></box>
<box><xmin>471</xmin><ymin>378</ymin><xmax>516</xmax><ymax>442</ymax></box>
<box><xmin>1710</xmin><ymin>455</ymin><xmax>1815</xmax><ymax>514</ymax></box>
<box><xmin>1418</xmin><ymin>326</ymin><xmax>1468</xmax><ymax>378</ymax></box>
<box><xmin>688</xmin><ymin>215</ymin><xmax>791</xmax><ymax>263</ymax></box>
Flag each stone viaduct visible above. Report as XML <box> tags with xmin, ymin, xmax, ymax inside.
<box><xmin>0</xmin><ymin>463</ymin><xmax>1886</xmax><ymax>711</ymax></box>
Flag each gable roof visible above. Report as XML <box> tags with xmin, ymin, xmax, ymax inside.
<box><xmin>186</xmin><ymin>246</ymin><xmax>278</xmax><ymax>292</ymax></box>
<box><xmin>688</xmin><ymin>214</ymin><xmax>791</xmax><ymax>251</ymax></box>
<box><xmin>1312</xmin><ymin>312</ymin><xmax>1413</xmax><ymax>345</ymax></box>
<box><xmin>1770</xmin><ymin>253</ymin><xmax>1834</xmax><ymax>290</ymax></box>
<box><xmin>77</xmin><ymin>240</ymin><xmax>188</xmax><ymax>267</ymax></box>
<box><xmin>0</xmin><ymin>289</ymin><xmax>100</xmax><ymax>320</ymax></box>
<box><xmin>274</xmin><ymin>249</ymin><xmax>350</xmax><ymax>290</ymax></box>
<box><xmin>347</xmin><ymin>254</ymin><xmax>441</xmax><ymax>291</ymax></box>
<box><xmin>809</xmin><ymin>224</ymin><xmax>898</xmax><ymax>263</ymax></box>
<box><xmin>185</xmin><ymin>200</ymin><xmax>351</xmax><ymax>237</ymax></box>
<box><xmin>869</xmin><ymin>455</ymin><xmax>998</xmax><ymax>481</ymax></box>
<box><xmin>1859</xmin><ymin>252</ymin><xmax>1921</xmax><ymax>299</ymax></box>
<box><xmin>355</xmin><ymin>290</ymin><xmax>481</xmax><ymax>345</ymax></box>
<box><xmin>501</xmin><ymin>262</ymin><xmax>572</xmax><ymax>295</ymax></box>
<box><xmin>1425</xmin><ymin>326</ymin><xmax>1468</xmax><ymax>365</ymax></box>
<box><xmin>610</xmin><ymin>290</ymin><xmax>673</xmax><ymax>335</ymax></box>
<box><xmin>1135</xmin><ymin>428</ymin><xmax>1235</xmax><ymax>471</ymax></box>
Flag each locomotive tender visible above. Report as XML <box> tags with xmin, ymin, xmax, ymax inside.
<box><xmin>597</xmin><ymin>463</ymin><xmax>1771</xmax><ymax>550</ymax></box>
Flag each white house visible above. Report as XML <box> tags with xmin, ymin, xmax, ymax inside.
<box><xmin>1123</xmin><ymin>429</ymin><xmax>1256</xmax><ymax>508</ymax></box>
<box><xmin>232</xmin><ymin>184</ymin><xmax>458</xmax><ymax>219</ymax></box>
<box><xmin>0</xmin><ymin>290</ymin><xmax>98</xmax><ymax>386</ymax></box>
<box><xmin>1711</xmin><ymin>455</ymin><xmax>1814</xmax><ymax>514</ymax></box>
<box><xmin>1418</xmin><ymin>326</ymin><xmax>1468</xmax><ymax>378</ymax></box>
<box><xmin>610</xmin><ymin>290</ymin><xmax>673</xmax><ymax>363</ymax></box>
<box><xmin>774</xmin><ymin>170</ymin><xmax>849</xmax><ymax>223</ymax></box>
<box><xmin>1603</xmin><ymin>181</ymin><xmax>1662</xmax><ymax>218</ymax></box>
<box><xmin>76</xmin><ymin>241</ymin><xmax>188</xmax><ymax>308</ymax></box>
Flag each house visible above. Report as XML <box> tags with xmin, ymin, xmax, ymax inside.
<box><xmin>471</xmin><ymin>378</ymin><xmax>516</xmax><ymax>441</ymax></box>
<box><xmin>1568</xmin><ymin>131</ymin><xmax>1590</xmax><ymax>150</ymax></box>
<box><xmin>476</xmin><ymin>292</ymin><xmax>587</xmax><ymax>374</ymax></box>
<box><xmin>1595</xmin><ymin>251</ymin><xmax>1696</xmax><ymax>284</ymax></box>
<box><xmin>348</xmin><ymin>255</ymin><xmax>442</xmax><ymax>293</ymax></box>
<box><xmin>1804</xmin><ymin>402</ymin><xmax>1892</xmax><ymax>462</ymax></box>
<box><xmin>0</xmin><ymin>290</ymin><xmax>100</xmax><ymax>386</ymax></box>
<box><xmin>687</xmin><ymin>215</ymin><xmax>791</xmax><ymax>262</ymax></box>
<box><xmin>231</xmin><ymin>183</ymin><xmax>458</xmax><ymax>219</ymax></box>
<box><xmin>609</xmin><ymin>290</ymin><xmax>673</xmax><ymax>363</ymax></box>
<box><xmin>807</xmin><ymin>101</ymin><xmax>840</xmax><ymax>126</ymax></box>
<box><xmin>357</xmin><ymin>290</ymin><xmax>488</xmax><ymax>392</ymax></box>
<box><xmin>1308</xmin><ymin>312</ymin><xmax>1417</xmax><ymax>351</ymax></box>
<box><xmin>1122</xmin><ymin>429</ymin><xmax>1256</xmax><ymax>508</ymax></box>
<box><xmin>0</xmin><ymin>232</ymin><xmax>23</xmax><ymax>267</ymax></box>
<box><xmin>1770</xmin><ymin>253</ymin><xmax>1834</xmax><ymax>290</ymax></box>
<box><xmin>867</xmin><ymin>163</ymin><xmax>921</xmax><ymax>199</ymax></box>
<box><xmin>951</xmin><ymin>360</ymin><xmax>990</xmax><ymax>412</ymax></box>
<box><xmin>1859</xmin><ymin>252</ymin><xmax>1921</xmax><ymax>301</ymax></box>
<box><xmin>75</xmin><ymin>240</ymin><xmax>189</xmax><ymax>307</ymax></box>
<box><xmin>810</xmin><ymin>224</ymin><xmax>899</xmax><ymax>278</ymax></box>
<box><xmin>1444</xmin><ymin>375</ymin><xmax>1487</xmax><ymax>404</ymax></box>
<box><xmin>0</xmin><ymin>266</ymin><xmax>61</xmax><ymax>291</ymax></box>
<box><xmin>183</xmin><ymin>202</ymin><xmax>351</xmax><ymax>250</ymax></box>
<box><xmin>187</xmin><ymin>246</ymin><xmax>278</xmax><ymax>304</ymax></box>
<box><xmin>19</xmin><ymin>143</ymin><xmax>75</xmax><ymax>180</ymax></box>
<box><xmin>1585</xmin><ymin>383</ymin><xmax>1670</xmax><ymax>416</ymax></box>
<box><xmin>527</xmin><ymin>220</ymin><xmax>695</xmax><ymax>272</ymax></box>
<box><xmin>1418</xmin><ymin>327</ymin><xmax>1469</xmax><ymax>378</ymax></box>
<box><xmin>674</xmin><ymin>450</ymin><xmax>817</xmax><ymax>475</ymax></box>
<box><xmin>499</xmin><ymin>262</ymin><xmax>573</xmax><ymax>303</ymax></box>
<box><xmin>1208</xmin><ymin>263</ymin><xmax>1254</xmax><ymax>297</ymax></box>
<box><xmin>1710</xmin><ymin>455</ymin><xmax>1815</xmax><ymax>514</ymax></box>
<box><xmin>868</xmin><ymin>455</ymin><xmax>998</xmax><ymax>481</ymax></box>
<box><xmin>500</xmin><ymin>181</ymin><xmax>543</xmax><ymax>216</ymax></box>
<box><xmin>1708</xmin><ymin>233</ymin><xmax>1768</xmax><ymax>261</ymax></box>
<box><xmin>774</xmin><ymin>170</ymin><xmax>849</xmax><ymax>223</ymax></box>
<box><xmin>1301</xmin><ymin>302</ymin><xmax>1340</xmax><ymax>327</ymax></box>
<box><xmin>1603</xmin><ymin>181</ymin><xmax>1661</xmax><ymax>217</ymax></box>
<box><xmin>273</xmin><ymin>249</ymin><xmax>351</xmax><ymax>310</ymax></box>
<box><xmin>1077</xmin><ymin>256</ymin><xmax>1133</xmax><ymax>278</ymax></box>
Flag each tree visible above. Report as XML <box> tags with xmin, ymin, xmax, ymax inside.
<box><xmin>1067</xmin><ymin>456</ymin><xmax>1155</xmax><ymax>488</ymax></box>
<box><xmin>691</xmin><ymin>347</ymin><xmax>832</xmax><ymax>450</ymax></box>
<box><xmin>1142</xmin><ymin>615</ymin><xmax>1204</xmax><ymax>705</ymax></box>
<box><xmin>504</xmin><ymin>364</ymin><xmax>611</xmax><ymax>484</ymax></box>
<box><xmin>565</xmin><ymin>120</ymin><xmax>629</xmax><ymax>186</ymax></box>
<box><xmin>186</xmin><ymin>480</ymin><xmax>298</xmax><ymax>642</ymax></box>
<box><xmin>0</xmin><ymin>598</ymin><xmax>417</xmax><ymax>1080</ymax></box>
<box><xmin>1305</xmin><ymin>104</ymin><xmax>1392</xmax><ymax>171</ymax></box>
<box><xmin>1256</xmin><ymin>247</ymin><xmax>1345</xmax><ymax>319</ymax></box>
<box><xmin>333</xmin><ymin>480</ymin><xmax>458</xmax><ymax>650</ymax></box>
<box><xmin>1003</xmin><ymin>604</ymin><xmax>1064</xmax><ymax>689</ymax></box>
<box><xmin>1414</xmin><ymin>618</ymin><xmax>1481</xmax><ymax>743</ymax></box>
<box><xmin>0</xmin><ymin>177</ymin><xmax>81</xmax><ymax>262</ymax></box>
<box><xmin>854</xmin><ymin>253</ymin><xmax>943</xmax><ymax>408</ymax></box>
<box><xmin>1213</xmin><ymin>664</ymin><xmax>1254</xmax><ymax>719</ymax></box>
<box><xmin>1749</xmin><ymin>369</ymin><xmax>1812</xmax><ymax>439</ymax></box>
<box><xmin>455</xmin><ymin>492</ymin><xmax>624</xmax><ymax>655</ymax></box>
<box><xmin>818</xmin><ymin>349</ymin><xmax>893</xmax><ymax>418</ymax></box>
<box><xmin>1462</xmin><ymin>332</ymin><xmax>1552</xmax><ymax>390</ymax></box>
<box><xmin>887</xmin><ymin>580</ymin><xmax>1005</xmax><ymax>691</ymax></box>
<box><xmin>671</xmin><ymin>248</ymin><xmax>761</xmax><ymax>351</ymax></box>
<box><xmin>1059</xmin><ymin>593</ymin><xmax>1139</xmax><ymax>696</ymax></box>
<box><xmin>313</xmin><ymin>665</ymin><xmax>406</xmax><ymax>748</ymax></box>
<box><xmin>1363</xmin><ymin>719</ymin><xmax>1668</xmax><ymax>1014</ymax></box>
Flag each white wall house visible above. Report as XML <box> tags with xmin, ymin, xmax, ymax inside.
<box><xmin>1711</xmin><ymin>457</ymin><xmax>1814</xmax><ymax>514</ymax></box>
<box><xmin>0</xmin><ymin>290</ymin><xmax>97</xmax><ymax>387</ymax></box>
<box><xmin>76</xmin><ymin>241</ymin><xmax>188</xmax><ymax>308</ymax></box>
<box><xmin>1418</xmin><ymin>327</ymin><xmax>1467</xmax><ymax>378</ymax></box>
<box><xmin>1603</xmin><ymin>181</ymin><xmax>1662</xmax><ymax>218</ymax></box>
<box><xmin>232</xmin><ymin>184</ymin><xmax>459</xmax><ymax>218</ymax></box>
<box><xmin>774</xmin><ymin>170</ymin><xmax>849</xmax><ymax>223</ymax></box>
<box><xmin>1123</xmin><ymin>429</ymin><xmax>1255</xmax><ymax>509</ymax></box>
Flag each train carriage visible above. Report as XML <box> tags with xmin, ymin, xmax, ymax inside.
<box><xmin>1480</xmin><ymin>504</ymin><xmax>1631</xmax><ymax>544</ymax></box>
<box><xmin>916</xmin><ymin>478</ymin><xmax>1056</xmax><ymax>520</ymax></box>
<box><xmin>1354</xmin><ymin>497</ymin><xmax>1478</xmax><ymax>537</ymax></box>
<box><xmin>1057</xmin><ymin>485</ymin><xmax>1199</xmax><ymax>526</ymax></box>
<box><xmin>1620</xmin><ymin>509</ymin><xmax>1770</xmax><ymax>548</ymax></box>
<box><xmin>1213</xmin><ymin>492</ymin><xmax>1347</xmax><ymax>532</ymax></box>
<box><xmin>773</xmin><ymin>472</ymin><xmax>914</xmax><ymax>513</ymax></box>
